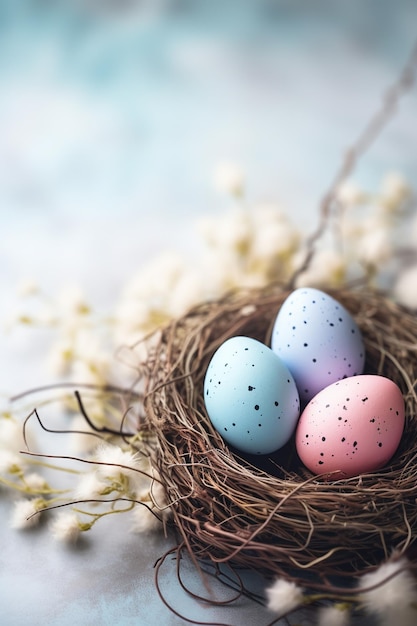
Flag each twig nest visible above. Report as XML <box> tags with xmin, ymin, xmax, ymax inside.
<box><xmin>142</xmin><ymin>284</ymin><xmax>417</xmax><ymax>589</ymax></box>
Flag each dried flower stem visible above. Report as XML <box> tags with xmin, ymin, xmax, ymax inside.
<box><xmin>290</xmin><ymin>39</ymin><xmax>417</xmax><ymax>287</ymax></box>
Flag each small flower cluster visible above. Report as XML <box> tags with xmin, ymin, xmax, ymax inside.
<box><xmin>296</xmin><ymin>171</ymin><xmax>414</xmax><ymax>288</ymax></box>
<box><xmin>4</xmin><ymin>424</ymin><xmax>172</xmax><ymax>543</ymax></box>
<box><xmin>113</xmin><ymin>166</ymin><xmax>416</xmax><ymax>348</ymax></box>
<box><xmin>265</xmin><ymin>555</ymin><xmax>417</xmax><ymax>626</ymax></box>
<box><xmin>7</xmin><ymin>165</ymin><xmax>416</xmax><ymax>385</ymax></box>
<box><xmin>0</xmin><ymin>412</ymin><xmax>66</xmax><ymax>531</ymax></box>
<box><xmin>48</xmin><ymin>441</ymin><xmax>171</xmax><ymax>543</ymax></box>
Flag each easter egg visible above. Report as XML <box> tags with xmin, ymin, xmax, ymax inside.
<box><xmin>204</xmin><ymin>336</ymin><xmax>300</xmax><ymax>455</ymax></box>
<box><xmin>295</xmin><ymin>375</ymin><xmax>405</xmax><ymax>478</ymax></box>
<box><xmin>271</xmin><ymin>287</ymin><xmax>365</xmax><ymax>404</ymax></box>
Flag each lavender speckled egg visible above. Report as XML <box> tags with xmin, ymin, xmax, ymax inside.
<box><xmin>271</xmin><ymin>287</ymin><xmax>365</xmax><ymax>404</ymax></box>
<box><xmin>204</xmin><ymin>336</ymin><xmax>300</xmax><ymax>455</ymax></box>
<box><xmin>295</xmin><ymin>375</ymin><xmax>405</xmax><ymax>478</ymax></box>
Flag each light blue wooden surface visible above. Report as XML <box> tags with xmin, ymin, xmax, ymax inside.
<box><xmin>0</xmin><ymin>1</ymin><xmax>416</xmax><ymax>624</ymax></box>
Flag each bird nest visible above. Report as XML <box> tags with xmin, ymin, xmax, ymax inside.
<box><xmin>141</xmin><ymin>283</ymin><xmax>417</xmax><ymax>591</ymax></box>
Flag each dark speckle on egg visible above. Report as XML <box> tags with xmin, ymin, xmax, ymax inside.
<box><xmin>204</xmin><ymin>335</ymin><xmax>301</xmax><ymax>455</ymax></box>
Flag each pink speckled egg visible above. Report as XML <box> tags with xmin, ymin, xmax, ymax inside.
<box><xmin>295</xmin><ymin>375</ymin><xmax>405</xmax><ymax>478</ymax></box>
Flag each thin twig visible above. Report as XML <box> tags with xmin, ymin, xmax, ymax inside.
<box><xmin>289</xmin><ymin>40</ymin><xmax>417</xmax><ymax>287</ymax></box>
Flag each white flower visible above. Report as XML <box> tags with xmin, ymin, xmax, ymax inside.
<box><xmin>337</xmin><ymin>181</ymin><xmax>367</xmax><ymax>206</ymax></box>
<box><xmin>95</xmin><ymin>443</ymin><xmax>139</xmax><ymax>474</ymax></box>
<box><xmin>131</xmin><ymin>480</ymin><xmax>171</xmax><ymax>534</ymax></box>
<box><xmin>355</xmin><ymin>227</ymin><xmax>392</xmax><ymax>267</ymax></box>
<box><xmin>0</xmin><ymin>417</ymin><xmax>25</xmax><ymax>452</ymax></box>
<box><xmin>130</xmin><ymin>503</ymin><xmax>164</xmax><ymax>533</ymax></box>
<box><xmin>24</xmin><ymin>472</ymin><xmax>47</xmax><ymax>491</ymax></box>
<box><xmin>46</xmin><ymin>338</ymin><xmax>74</xmax><ymax>376</ymax></box>
<box><xmin>379</xmin><ymin>171</ymin><xmax>411</xmax><ymax>212</ymax></box>
<box><xmin>50</xmin><ymin>511</ymin><xmax>81</xmax><ymax>543</ymax></box>
<box><xmin>0</xmin><ymin>450</ymin><xmax>23</xmax><ymax>474</ymax></box>
<box><xmin>213</xmin><ymin>160</ymin><xmax>245</xmax><ymax>196</ymax></box>
<box><xmin>358</xmin><ymin>557</ymin><xmax>417</xmax><ymax>626</ymax></box>
<box><xmin>317</xmin><ymin>604</ymin><xmax>350</xmax><ymax>626</ymax></box>
<box><xmin>199</xmin><ymin>207</ymin><xmax>253</xmax><ymax>254</ymax></box>
<box><xmin>265</xmin><ymin>578</ymin><xmax>304</xmax><ymax>615</ymax></box>
<box><xmin>295</xmin><ymin>248</ymin><xmax>347</xmax><ymax>288</ymax></box>
<box><xmin>165</xmin><ymin>268</ymin><xmax>205</xmax><ymax>318</ymax></box>
<box><xmin>94</xmin><ymin>443</ymin><xmax>146</xmax><ymax>492</ymax></box>
<box><xmin>251</xmin><ymin>213</ymin><xmax>299</xmax><ymax>262</ymax></box>
<box><xmin>113</xmin><ymin>251</ymin><xmax>201</xmax><ymax>345</ymax></box>
<box><xmin>70</xmin><ymin>357</ymin><xmax>108</xmax><ymax>387</ymax></box>
<box><xmin>393</xmin><ymin>265</ymin><xmax>417</xmax><ymax>309</ymax></box>
<box><xmin>75</xmin><ymin>472</ymin><xmax>108</xmax><ymax>500</ymax></box>
<box><xmin>10</xmin><ymin>499</ymin><xmax>42</xmax><ymax>529</ymax></box>
<box><xmin>57</xmin><ymin>284</ymin><xmax>90</xmax><ymax>316</ymax></box>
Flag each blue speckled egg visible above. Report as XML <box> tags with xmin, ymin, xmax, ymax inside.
<box><xmin>271</xmin><ymin>288</ymin><xmax>365</xmax><ymax>404</ymax></box>
<box><xmin>204</xmin><ymin>336</ymin><xmax>300</xmax><ymax>455</ymax></box>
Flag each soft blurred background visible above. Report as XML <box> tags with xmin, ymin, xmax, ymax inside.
<box><xmin>2</xmin><ymin>0</ymin><xmax>417</xmax><ymax>392</ymax></box>
<box><xmin>2</xmin><ymin>0</ymin><xmax>417</xmax><ymax>290</ymax></box>
<box><xmin>1</xmin><ymin>1</ymin><xmax>417</xmax><ymax>623</ymax></box>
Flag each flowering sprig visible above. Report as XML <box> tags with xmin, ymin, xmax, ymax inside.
<box><xmin>13</xmin><ymin>430</ymin><xmax>172</xmax><ymax>543</ymax></box>
<box><xmin>358</xmin><ymin>556</ymin><xmax>417</xmax><ymax>626</ymax></box>
<box><xmin>265</xmin><ymin>555</ymin><xmax>417</xmax><ymax>626</ymax></box>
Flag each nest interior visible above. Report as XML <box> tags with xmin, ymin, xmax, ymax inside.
<box><xmin>142</xmin><ymin>284</ymin><xmax>417</xmax><ymax>589</ymax></box>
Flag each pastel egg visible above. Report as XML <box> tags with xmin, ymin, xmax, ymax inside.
<box><xmin>295</xmin><ymin>375</ymin><xmax>405</xmax><ymax>478</ymax></box>
<box><xmin>271</xmin><ymin>287</ymin><xmax>365</xmax><ymax>403</ymax></box>
<box><xmin>204</xmin><ymin>336</ymin><xmax>300</xmax><ymax>455</ymax></box>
